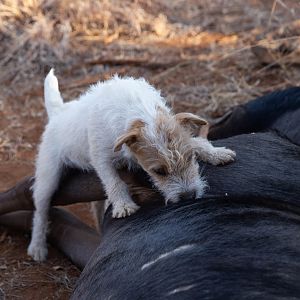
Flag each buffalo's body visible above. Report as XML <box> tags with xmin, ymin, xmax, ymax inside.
<box><xmin>72</xmin><ymin>88</ymin><xmax>300</xmax><ymax>299</ymax></box>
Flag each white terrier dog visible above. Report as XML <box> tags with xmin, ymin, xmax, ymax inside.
<box><xmin>28</xmin><ymin>69</ymin><xmax>235</xmax><ymax>261</ymax></box>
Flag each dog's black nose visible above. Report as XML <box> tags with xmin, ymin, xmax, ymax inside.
<box><xmin>179</xmin><ymin>190</ymin><xmax>196</xmax><ymax>201</ymax></box>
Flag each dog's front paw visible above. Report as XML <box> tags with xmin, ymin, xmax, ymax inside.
<box><xmin>210</xmin><ymin>147</ymin><xmax>236</xmax><ymax>165</ymax></box>
<box><xmin>27</xmin><ymin>242</ymin><xmax>48</xmax><ymax>262</ymax></box>
<box><xmin>112</xmin><ymin>198</ymin><xmax>140</xmax><ymax>218</ymax></box>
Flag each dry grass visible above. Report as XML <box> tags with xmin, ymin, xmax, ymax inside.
<box><xmin>1</xmin><ymin>0</ymin><xmax>300</xmax><ymax>298</ymax></box>
<box><xmin>0</xmin><ymin>0</ymin><xmax>219</xmax><ymax>86</ymax></box>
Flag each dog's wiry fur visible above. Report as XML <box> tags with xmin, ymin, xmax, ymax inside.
<box><xmin>28</xmin><ymin>70</ymin><xmax>235</xmax><ymax>261</ymax></box>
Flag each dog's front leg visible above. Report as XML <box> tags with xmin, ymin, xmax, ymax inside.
<box><xmin>93</xmin><ymin>160</ymin><xmax>140</xmax><ymax>218</ymax></box>
<box><xmin>192</xmin><ymin>137</ymin><xmax>236</xmax><ymax>166</ymax></box>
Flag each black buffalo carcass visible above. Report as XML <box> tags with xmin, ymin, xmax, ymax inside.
<box><xmin>0</xmin><ymin>88</ymin><xmax>300</xmax><ymax>299</ymax></box>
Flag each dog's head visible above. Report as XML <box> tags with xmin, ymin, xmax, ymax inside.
<box><xmin>114</xmin><ymin>108</ymin><xmax>207</xmax><ymax>203</ymax></box>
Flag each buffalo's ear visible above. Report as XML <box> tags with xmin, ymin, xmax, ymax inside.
<box><xmin>114</xmin><ymin>120</ymin><xmax>145</xmax><ymax>152</ymax></box>
<box><xmin>175</xmin><ymin>112</ymin><xmax>208</xmax><ymax>136</ymax></box>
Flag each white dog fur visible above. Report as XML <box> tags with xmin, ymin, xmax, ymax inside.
<box><xmin>28</xmin><ymin>70</ymin><xmax>235</xmax><ymax>261</ymax></box>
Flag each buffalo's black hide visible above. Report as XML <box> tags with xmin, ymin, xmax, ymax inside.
<box><xmin>209</xmin><ymin>87</ymin><xmax>300</xmax><ymax>145</ymax></box>
<box><xmin>72</xmin><ymin>88</ymin><xmax>300</xmax><ymax>299</ymax></box>
<box><xmin>72</xmin><ymin>132</ymin><xmax>300</xmax><ymax>300</ymax></box>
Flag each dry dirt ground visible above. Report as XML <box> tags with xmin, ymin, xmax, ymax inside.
<box><xmin>1</xmin><ymin>0</ymin><xmax>300</xmax><ymax>298</ymax></box>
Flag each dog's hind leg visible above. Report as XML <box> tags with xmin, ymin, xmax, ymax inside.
<box><xmin>27</xmin><ymin>139</ymin><xmax>63</xmax><ymax>262</ymax></box>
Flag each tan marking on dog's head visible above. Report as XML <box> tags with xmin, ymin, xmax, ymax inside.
<box><xmin>175</xmin><ymin>112</ymin><xmax>207</xmax><ymax>137</ymax></box>
<box><xmin>128</xmin><ymin>111</ymin><xmax>191</xmax><ymax>170</ymax></box>
<box><xmin>114</xmin><ymin>120</ymin><xmax>145</xmax><ymax>152</ymax></box>
<box><xmin>123</xmin><ymin>109</ymin><xmax>206</xmax><ymax>203</ymax></box>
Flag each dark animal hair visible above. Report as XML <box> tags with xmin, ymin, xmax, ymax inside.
<box><xmin>72</xmin><ymin>132</ymin><xmax>300</xmax><ymax>300</ymax></box>
<box><xmin>209</xmin><ymin>87</ymin><xmax>300</xmax><ymax>145</ymax></box>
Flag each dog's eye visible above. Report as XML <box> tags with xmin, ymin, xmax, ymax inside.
<box><xmin>152</xmin><ymin>167</ymin><xmax>167</xmax><ymax>176</ymax></box>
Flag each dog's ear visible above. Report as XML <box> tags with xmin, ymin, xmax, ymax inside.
<box><xmin>114</xmin><ymin>120</ymin><xmax>145</xmax><ymax>152</ymax></box>
<box><xmin>175</xmin><ymin>112</ymin><xmax>208</xmax><ymax>136</ymax></box>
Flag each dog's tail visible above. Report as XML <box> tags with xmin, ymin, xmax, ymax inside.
<box><xmin>44</xmin><ymin>69</ymin><xmax>64</xmax><ymax>119</ymax></box>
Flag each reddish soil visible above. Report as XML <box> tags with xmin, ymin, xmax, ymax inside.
<box><xmin>1</xmin><ymin>0</ymin><xmax>300</xmax><ymax>298</ymax></box>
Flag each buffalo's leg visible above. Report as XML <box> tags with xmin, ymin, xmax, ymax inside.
<box><xmin>0</xmin><ymin>208</ymin><xmax>100</xmax><ymax>269</ymax></box>
<box><xmin>0</xmin><ymin>176</ymin><xmax>35</xmax><ymax>215</ymax></box>
<box><xmin>0</xmin><ymin>168</ymin><xmax>160</xmax><ymax>217</ymax></box>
